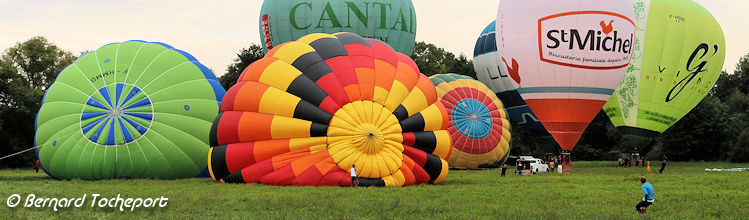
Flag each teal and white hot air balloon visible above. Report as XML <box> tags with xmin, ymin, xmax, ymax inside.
<box><xmin>258</xmin><ymin>0</ymin><xmax>417</xmax><ymax>55</ymax></box>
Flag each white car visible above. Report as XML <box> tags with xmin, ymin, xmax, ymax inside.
<box><xmin>518</xmin><ymin>158</ymin><xmax>549</xmax><ymax>173</ymax></box>
<box><xmin>518</xmin><ymin>156</ymin><xmax>536</xmax><ymax>161</ymax></box>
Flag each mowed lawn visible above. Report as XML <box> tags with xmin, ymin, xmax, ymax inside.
<box><xmin>1</xmin><ymin>161</ymin><xmax>747</xmax><ymax>219</ymax></box>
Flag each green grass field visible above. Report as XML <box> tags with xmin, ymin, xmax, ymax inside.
<box><xmin>1</xmin><ymin>161</ymin><xmax>747</xmax><ymax>219</ymax></box>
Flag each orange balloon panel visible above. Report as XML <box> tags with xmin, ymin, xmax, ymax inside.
<box><xmin>209</xmin><ymin>33</ymin><xmax>451</xmax><ymax>187</ymax></box>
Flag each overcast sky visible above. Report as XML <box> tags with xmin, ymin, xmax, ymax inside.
<box><xmin>1</xmin><ymin>0</ymin><xmax>746</xmax><ymax>77</ymax></box>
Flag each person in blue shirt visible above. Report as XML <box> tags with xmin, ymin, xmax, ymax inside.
<box><xmin>636</xmin><ymin>176</ymin><xmax>655</xmax><ymax>213</ymax></box>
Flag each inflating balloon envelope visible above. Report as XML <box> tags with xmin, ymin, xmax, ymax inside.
<box><xmin>430</xmin><ymin>74</ymin><xmax>511</xmax><ymax>169</ymax></box>
<box><xmin>496</xmin><ymin>0</ymin><xmax>636</xmax><ymax>165</ymax></box>
<box><xmin>259</xmin><ymin>0</ymin><xmax>417</xmax><ymax>55</ymax></box>
<box><xmin>209</xmin><ymin>32</ymin><xmax>451</xmax><ymax>186</ymax></box>
<box><xmin>34</xmin><ymin>40</ymin><xmax>226</xmax><ymax>180</ymax></box>
<box><xmin>473</xmin><ymin>21</ymin><xmax>559</xmax><ymax>153</ymax></box>
<box><xmin>603</xmin><ymin>0</ymin><xmax>725</xmax><ymax>153</ymax></box>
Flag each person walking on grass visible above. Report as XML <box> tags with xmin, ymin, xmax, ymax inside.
<box><xmin>659</xmin><ymin>155</ymin><xmax>668</xmax><ymax>174</ymax></box>
<box><xmin>501</xmin><ymin>164</ymin><xmax>508</xmax><ymax>177</ymax></box>
<box><xmin>350</xmin><ymin>165</ymin><xmax>359</xmax><ymax>187</ymax></box>
<box><xmin>659</xmin><ymin>159</ymin><xmax>667</xmax><ymax>174</ymax></box>
<box><xmin>636</xmin><ymin>176</ymin><xmax>655</xmax><ymax>214</ymax></box>
<box><xmin>34</xmin><ymin>160</ymin><xmax>40</xmax><ymax>173</ymax></box>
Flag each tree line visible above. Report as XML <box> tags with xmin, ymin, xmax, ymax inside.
<box><xmin>1</xmin><ymin>37</ymin><xmax>747</xmax><ymax>168</ymax></box>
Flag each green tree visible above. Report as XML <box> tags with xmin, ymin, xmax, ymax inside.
<box><xmin>723</xmin><ymin>90</ymin><xmax>749</xmax><ymax>162</ymax></box>
<box><xmin>707</xmin><ymin>53</ymin><xmax>749</xmax><ymax>162</ymax></box>
<box><xmin>658</xmin><ymin>95</ymin><xmax>728</xmax><ymax>161</ymax></box>
<box><xmin>508</xmin><ymin>121</ymin><xmax>539</xmax><ymax>156</ymax></box>
<box><xmin>734</xmin><ymin>54</ymin><xmax>749</xmax><ymax>94</ymax></box>
<box><xmin>729</xmin><ymin>128</ymin><xmax>749</xmax><ymax>162</ymax></box>
<box><xmin>575</xmin><ymin>111</ymin><xmax>622</xmax><ymax>160</ymax></box>
<box><xmin>714</xmin><ymin>53</ymin><xmax>749</xmax><ymax>99</ymax></box>
<box><xmin>0</xmin><ymin>36</ymin><xmax>76</xmax><ymax>168</ymax></box>
<box><xmin>712</xmin><ymin>71</ymin><xmax>739</xmax><ymax>100</ymax></box>
<box><xmin>410</xmin><ymin>42</ymin><xmax>475</xmax><ymax>78</ymax></box>
<box><xmin>219</xmin><ymin>44</ymin><xmax>265</xmax><ymax>90</ymax></box>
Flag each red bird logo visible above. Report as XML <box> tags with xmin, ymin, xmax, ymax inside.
<box><xmin>600</xmin><ymin>20</ymin><xmax>614</xmax><ymax>36</ymax></box>
<box><xmin>501</xmin><ymin>57</ymin><xmax>521</xmax><ymax>85</ymax></box>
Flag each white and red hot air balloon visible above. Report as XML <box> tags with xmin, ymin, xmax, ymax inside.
<box><xmin>497</xmin><ymin>0</ymin><xmax>636</xmax><ymax>168</ymax></box>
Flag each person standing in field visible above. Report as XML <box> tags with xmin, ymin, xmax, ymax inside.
<box><xmin>34</xmin><ymin>160</ymin><xmax>40</xmax><ymax>173</ymax></box>
<box><xmin>501</xmin><ymin>164</ymin><xmax>508</xmax><ymax>177</ymax></box>
<box><xmin>659</xmin><ymin>159</ymin><xmax>667</xmax><ymax>174</ymax></box>
<box><xmin>659</xmin><ymin>155</ymin><xmax>668</xmax><ymax>174</ymax></box>
<box><xmin>549</xmin><ymin>161</ymin><xmax>556</xmax><ymax>173</ymax></box>
<box><xmin>350</xmin><ymin>165</ymin><xmax>358</xmax><ymax>187</ymax></box>
<box><xmin>636</xmin><ymin>176</ymin><xmax>655</xmax><ymax>214</ymax></box>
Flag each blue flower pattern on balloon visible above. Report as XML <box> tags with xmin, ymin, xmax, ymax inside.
<box><xmin>80</xmin><ymin>83</ymin><xmax>153</xmax><ymax>145</ymax></box>
<box><xmin>451</xmin><ymin>99</ymin><xmax>493</xmax><ymax>139</ymax></box>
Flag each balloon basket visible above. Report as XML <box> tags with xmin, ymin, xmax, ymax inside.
<box><xmin>559</xmin><ymin>151</ymin><xmax>572</xmax><ymax>173</ymax></box>
<box><xmin>559</xmin><ymin>165</ymin><xmax>573</xmax><ymax>173</ymax></box>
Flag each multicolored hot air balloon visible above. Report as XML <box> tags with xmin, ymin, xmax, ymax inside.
<box><xmin>473</xmin><ymin>21</ymin><xmax>558</xmax><ymax>152</ymax></box>
<box><xmin>209</xmin><ymin>32</ymin><xmax>450</xmax><ymax>187</ymax></box>
<box><xmin>34</xmin><ymin>41</ymin><xmax>226</xmax><ymax>180</ymax></box>
<box><xmin>430</xmin><ymin>74</ymin><xmax>511</xmax><ymax>169</ymax></box>
<box><xmin>496</xmin><ymin>0</ymin><xmax>636</xmax><ymax>158</ymax></box>
<box><xmin>603</xmin><ymin>0</ymin><xmax>726</xmax><ymax>150</ymax></box>
<box><xmin>259</xmin><ymin>0</ymin><xmax>417</xmax><ymax>55</ymax></box>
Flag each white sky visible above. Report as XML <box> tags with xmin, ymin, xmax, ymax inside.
<box><xmin>0</xmin><ymin>0</ymin><xmax>746</xmax><ymax>77</ymax></box>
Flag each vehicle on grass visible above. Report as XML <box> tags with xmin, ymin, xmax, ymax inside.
<box><xmin>516</xmin><ymin>160</ymin><xmax>533</xmax><ymax>176</ymax></box>
<box><xmin>518</xmin><ymin>156</ymin><xmax>549</xmax><ymax>174</ymax></box>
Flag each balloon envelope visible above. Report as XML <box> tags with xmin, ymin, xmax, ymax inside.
<box><xmin>603</xmin><ymin>0</ymin><xmax>725</xmax><ymax>142</ymax></box>
<box><xmin>473</xmin><ymin>21</ymin><xmax>549</xmax><ymax>135</ymax></box>
<box><xmin>430</xmin><ymin>74</ymin><xmax>511</xmax><ymax>169</ymax></box>
<box><xmin>35</xmin><ymin>41</ymin><xmax>225</xmax><ymax>180</ymax></box>
<box><xmin>473</xmin><ymin>21</ymin><xmax>558</xmax><ymax>152</ymax></box>
<box><xmin>496</xmin><ymin>0</ymin><xmax>636</xmax><ymax>151</ymax></box>
<box><xmin>259</xmin><ymin>0</ymin><xmax>417</xmax><ymax>55</ymax></box>
<box><xmin>209</xmin><ymin>32</ymin><xmax>450</xmax><ymax>186</ymax></box>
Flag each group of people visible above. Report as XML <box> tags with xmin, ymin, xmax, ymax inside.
<box><xmin>546</xmin><ymin>155</ymin><xmax>562</xmax><ymax>173</ymax></box>
<box><xmin>619</xmin><ymin>153</ymin><xmax>644</xmax><ymax>167</ymax></box>
<box><xmin>501</xmin><ymin>162</ymin><xmax>530</xmax><ymax>176</ymax></box>
<box><xmin>498</xmin><ymin>161</ymin><xmax>538</xmax><ymax>176</ymax></box>
<box><xmin>546</xmin><ymin>155</ymin><xmax>561</xmax><ymax>165</ymax></box>
<box><xmin>618</xmin><ymin>155</ymin><xmax>669</xmax><ymax>174</ymax></box>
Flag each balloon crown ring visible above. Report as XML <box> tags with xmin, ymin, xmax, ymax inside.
<box><xmin>79</xmin><ymin>83</ymin><xmax>154</xmax><ymax>146</ymax></box>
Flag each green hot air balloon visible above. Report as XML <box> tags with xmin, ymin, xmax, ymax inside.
<box><xmin>34</xmin><ymin>41</ymin><xmax>226</xmax><ymax>180</ymax></box>
<box><xmin>603</xmin><ymin>0</ymin><xmax>725</xmax><ymax>149</ymax></box>
<box><xmin>259</xmin><ymin>0</ymin><xmax>416</xmax><ymax>55</ymax></box>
